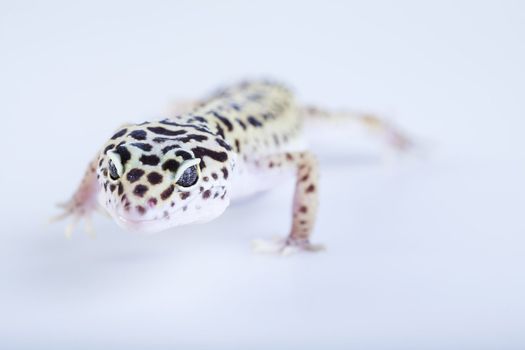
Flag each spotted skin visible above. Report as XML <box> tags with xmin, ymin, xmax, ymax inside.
<box><xmin>56</xmin><ymin>80</ymin><xmax>411</xmax><ymax>253</ymax></box>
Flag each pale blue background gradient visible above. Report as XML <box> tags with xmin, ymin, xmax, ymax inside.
<box><xmin>1</xmin><ymin>1</ymin><xmax>524</xmax><ymax>349</ymax></box>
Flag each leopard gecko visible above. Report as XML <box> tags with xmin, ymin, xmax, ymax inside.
<box><xmin>54</xmin><ymin>80</ymin><xmax>411</xmax><ymax>254</ymax></box>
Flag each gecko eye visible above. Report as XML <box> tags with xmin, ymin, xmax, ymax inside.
<box><xmin>107</xmin><ymin>151</ymin><xmax>124</xmax><ymax>181</ymax></box>
<box><xmin>176</xmin><ymin>165</ymin><xmax>198</xmax><ymax>187</ymax></box>
<box><xmin>172</xmin><ymin>157</ymin><xmax>200</xmax><ymax>187</ymax></box>
<box><xmin>108</xmin><ymin>160</ymin><xmax>120</xmax><ymax>180</ymax></box>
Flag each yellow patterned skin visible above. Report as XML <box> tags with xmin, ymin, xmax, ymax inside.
<box><xmin>55</xmin><ymin>80</ymin><xmax>411</xmax><ymax>254</ymax></box>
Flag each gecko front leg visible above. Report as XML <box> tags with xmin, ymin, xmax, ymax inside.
<box><xmin>252</xmin><ymin>151</ymin><xmax>324</xmax><ymax>255</ymax></box>
<box><xmin>52</xmin><ymin>157</ymin><xmax>102</xmax><ymax>238</ymax></box>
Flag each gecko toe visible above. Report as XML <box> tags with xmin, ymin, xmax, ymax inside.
<box><xmin>252</xmin><ymin>237</ymin><xmax>325</xmax><ymax>255</ymax></box>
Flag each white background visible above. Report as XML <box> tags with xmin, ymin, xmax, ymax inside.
<box><xmin>1</xmin><ymin>1</ymin><xmax>525</xmax><ymax>349</ymax></box>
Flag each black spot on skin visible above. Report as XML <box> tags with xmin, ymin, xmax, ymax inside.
<box><xmin>214</xmin><ymin>192</ymin><xmax>219</xmax><ymax>198</ymax></box>
<box><xmin>160</xmin><ymin>119</ymin><xmax>215</xmax><ymax>136</ymax></box>
<box><xmin>247</xmin><ymin>116</ymin><xmax>263</xmax><ymax>127</ymax></box>
<box><xmin>103</xmin><ymin>144</ymin><xmax>115</xmax><ymax>154</ymax></box>
<box><xmin>115</xmin><ymin>145</ymin><xmax>131</xmax><ymax>166</ymax></box>
<box><xmin>273</xmin><ymin>134</ymin><xmax>280</xmax><ymax>146</ymax></box>
<box><xmin>193</xmin><ymin>116</ymin><xmax>207</xmax><ymax>123</ymax></box>
<box><xmin>230</xmin><ymin>103</ymin><xmax>241</xmax><ymax>111</ymax></box>
<box><xmin>236</xmin><ymin>119</ymin><xmax>247</xmax><ymax>130</ymax></box>
<box><xmin>215</xmin><ymin>138</ymin><xmax>232</xmax><ymax>151</ymax></box>
<box><xmin>130</xmin><ymin>130</ymin><xmax>147</xmax><ymax>141</ymax></box>
<box><xmin>162</xmin><ymin>159</ymin><xmax>179</xmax><ymax>172</ymax></box>
<box><xmin>262</xmin><ymin>113</ymin><xmax>274</xmax><ymax>120</ymax></box>
<box><xmin>111</xmin><ymin>128</ymin><xmax>127</xmax><ymax>139</ymax></box>
<box><xmin>247</xmin><ymin>93</ymin><xmax>263</xmax><ymax>101</ymax></box>
<box><xmin>215</xmin><ymin>123</ymin><xmax>225</xmax><ymax>139</ymax></box>
<box><xmin>175</xmin><ymin>150</ymin><xmax>193</xmax><ymax>160</ymax></box>
<box><xmin>147</xmin><ymin>172</ymin><xmax>163</xmax><ymax>185</ymax></box>
<box><xmin>235</xmin><ymin>139</ymin><xmax>241</xmax><ymax>153</ymax></box>
<box><xmin>299</xmin><ymin>206</ymin><xmax>308</xmax><ymax>213</ymax></box>
<box><xmin>191</xmin><ymin>147</ymin><xmax>228</xmax><ymax>169</ymax></box>
<box><xmin>136</xmin><ymin>205</ymin><xmax>146</xmax><ymax>215</ymax></box>
<box><xmin>178</xmin><ymin>134</ymin><xmax>208</xmax><ymax>143</ymax></box>
<box><xmin>211</xmin><ymin>111</ymin><xmax>233</xmax><ymax>131</ymax></box>
<box><xmin>211</xmin><ymin>173</ymin><xmax>218</xmax><ymax>180</ymax></box>
<box><xmin>126</xmin><ymin>168</ymin><xmax>145</xmax><ymax>183</ymax></box>
<box><xmin>147</xmin><ymin>126</ymin><xmax>187</xmax><ymax>136</ymax></box>
<box><xmin>162</xmin><ymin>145</ymin><xmax>181</xmax><ymax>154</ymax></box>
<box><xmin>131</xmin><ymin>143</ymin><xmax>152</xmax><ymax>151</ymax></box>
<box><xmin>180</xmin><ymin>192</ymin><xmax>190</xmax><ymax>200</ymax></box>
<box><xmin>109</xmin><ymin>184</ymin><xmax>116</xmax><ymax>192</ymax></box>
<box><xmin>118</xmin><ymin>183</ymin><xmax>123</xmax><ymax>196</ymax></box>
<box><xmin>203</xmin><ymin>176</ymin><xmax>209</xmax><ymax>182</ymax></box>
<box><xmin>202</xmin><ymin>190</ymin><xmax>211</xmax><ymax>199</ymax></box>
<box><xmin>133</xmin><ymin>184</ymin><xmax>148</xmax><ymax>197</ymax></box>
<box><xmin>153</xmin><ymin>137</ymin><xmax>172</xmax><ymax>143</ymax></box>
<box><xmin>183</xmin><ymin>205</ymin><xmax>188</xmax><ymax>211</ymax></box>
<box><xmin>300</xmin><ymin>173</ymin><xmax>309</xmax><ymax>182</ymax></box>
<box><xmin>306</xmin><ymin>184</ymin><xmax>316</xmax><ymax>193</ymax></box>
<box><xmin>140</xmin><ymin>154</ymin><xmax>160</xmax><ymax>166</ymax></box>
<box><xmin>221</xmin><ymin>167</ymin><xmax>229</xmax><ymax>179</ymax></box>
<box><xmin>161</xmin><ymin>185</ymin><xmax>175</xmax><ymax>200</ymax></box>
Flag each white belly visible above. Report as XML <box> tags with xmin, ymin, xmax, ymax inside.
<box><xmin>229</xmin><ymin>135</ymin><xmax>308</xmax><ymax>202</ymax></box>
<box><xmin>229</xmin><ymin>160</ymin><xmax>295</xmax><ymax>202</ymax></box>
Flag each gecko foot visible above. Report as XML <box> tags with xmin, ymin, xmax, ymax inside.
<box><xmin>252</xmin><ymin>237</ymin><xmax>325</xmax><ymax>256</ymax></box>
<box><xmin>50</xmin><ymin>201</ymin><xmax>97</xmax><ymax>239</ymax></box>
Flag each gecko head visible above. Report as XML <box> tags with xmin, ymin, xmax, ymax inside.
<box><xmin>95</xmin><ymin>119</ymin><xmax>234</xmax><ymax>233</ymax></box>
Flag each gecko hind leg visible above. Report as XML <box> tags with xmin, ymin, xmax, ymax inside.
<box><xmin>252</xmin><ymin>151</ymin><xmax>324</xmax><ymax>255</ymax></box>
<box><xmin>301</xmin><ymin>105</ymin><xmax>416</xmax><ymax>154</ymax></box>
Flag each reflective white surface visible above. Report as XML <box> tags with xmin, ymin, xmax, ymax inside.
<box><xmin>1</xmin><ymin>1</ymin><xmax>524</xmax><ymax>349</ymax></box>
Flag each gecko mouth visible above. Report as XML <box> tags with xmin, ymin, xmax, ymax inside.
<box><xmin>115</xmin><ymin>210</ymin><xmax>187</xmax><ymax>234</ymax></box>
<box><xmin>115</xmin><ymin>215</ymin><xmax>170</xmax><ymax>233</ymax></box>
<box><xmin>117</xmin><ymin>215</ymin><xmax>161</xmax><ymax>225</ymax></box>
<box><xmin>111</xmin><ymin>188</ymin><xmax>215</xmax><ymax>233</ymax></box>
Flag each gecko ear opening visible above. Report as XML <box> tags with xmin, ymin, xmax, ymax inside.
<box><xmin>107</xmin><ymin>151</ymin><xmax>124</xmax><ymax>181</ymax></box>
